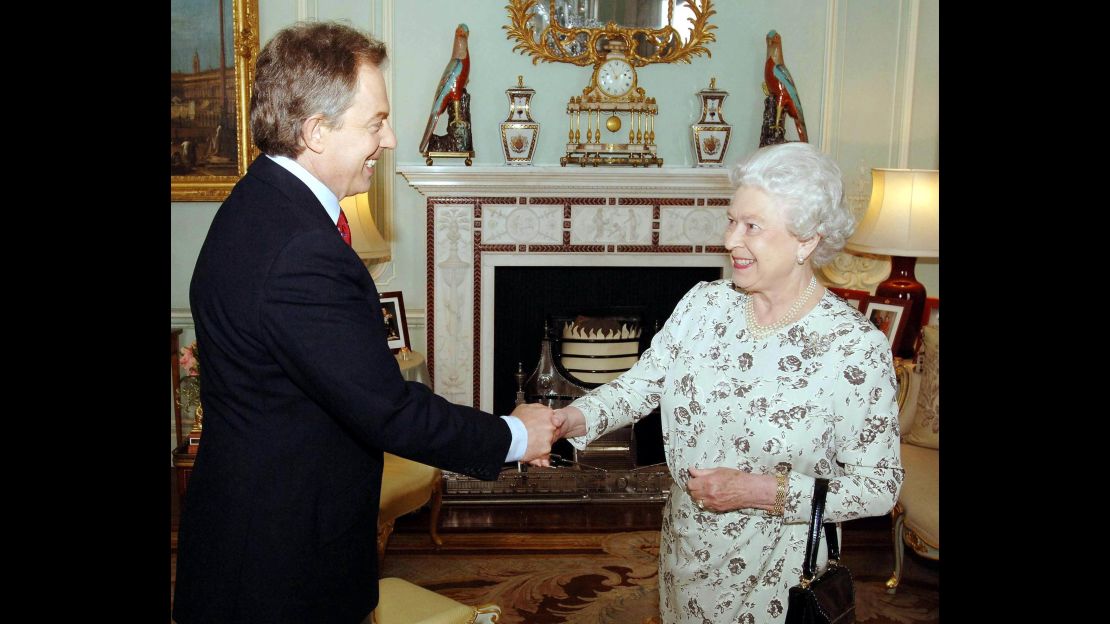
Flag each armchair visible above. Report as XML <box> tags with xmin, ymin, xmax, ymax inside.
<box><xmin>373</xmin><ymin>577</ymin><xmax>501</xmax><ymax>624</ymax></box>
<box><xmin>378</xmin><ymin>453</ymin><xmax>444</xmax><ymax>566</ymax></box>
<box><xmin>887</xmin><ymin>325</ymin><xmax>939</xmax><ymax>592</ymax></box>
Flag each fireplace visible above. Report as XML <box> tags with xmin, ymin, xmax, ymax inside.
<box><xmin>398</xmin><ymin>166</ymin><xmax>732</xmax><ymax>503</ymax></box>
<box><xmin>398</xmin><ymin>165</ymin><xmax>734</xmax><ymax>410</ymax></box>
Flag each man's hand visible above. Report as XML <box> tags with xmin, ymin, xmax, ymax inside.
<box><xmin>525</xmin><ymin>406</ymin><xmax>586</xmax><ymax>467</ymax></box>
<box><xmin>511</xmin><ymin>402</ymin><xmax>557</xmax><ymax>463</ymax></box>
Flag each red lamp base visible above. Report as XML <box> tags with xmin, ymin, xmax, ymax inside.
<box><xmin>875</xmin><ymin>255</ymin><xmax>927</xmax><ymax>359</ymax></box>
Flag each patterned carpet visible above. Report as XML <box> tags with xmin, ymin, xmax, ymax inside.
<box><xmin>170</xmin><ymin>514</ymin><xmax>937</xmax><ymax>623</ymax></box>
<box><xmin>381</xmin><ymin>530</ymin><xmax>939</xmax><ymax>624</ymax></box>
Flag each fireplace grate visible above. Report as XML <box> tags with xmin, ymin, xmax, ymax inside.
<box><xmin>441</xmin><ymin>464</ymin><xmax>673</xmax><ymax>504</ymax></box>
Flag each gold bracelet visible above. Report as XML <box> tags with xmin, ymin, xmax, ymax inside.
<box><xmin>771</xmin><ymin>471</ymin><xmax>788</xmax><ymax>517</ymax></box>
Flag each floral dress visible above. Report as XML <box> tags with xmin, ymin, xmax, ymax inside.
<box><xmin>567</xmin><ymin>279</ymin><xmax>904</xmax><ymax>624</ymax></box>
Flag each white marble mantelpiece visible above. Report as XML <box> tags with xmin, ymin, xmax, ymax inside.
<box><xmin>398</xmin><ymin>165</ymin><xmax>733</xmax><ymax>198</ymax></box>
<box><xmin>399</xmin><ymin>165</ymin><xmax>734</xmax><ymax>410</ymax></box>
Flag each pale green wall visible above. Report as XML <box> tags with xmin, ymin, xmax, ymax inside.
<box><xmin>171</xmin><ymin>0</ymin><xmax>940</xmax><ymax>341</ymax></box>
<box><xmin>908</xmin><ymin>0</ymin><xmax>939</xmax><ymax>293</ymax></box>
<box><xmin>392</xmin><ymin>0</ymin><xmax>829</xmax><ymax>167</ymax></box>
<box><xmin>170</xmin><ymin>203</ymin><xmax>220</xmax><ymax>310</ymax></box>
<box><xmin>909</xmin><ymin>0</ymin><xmax>939</xmax><ymax>170</ymax></box>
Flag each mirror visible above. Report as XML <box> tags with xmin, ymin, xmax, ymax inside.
<box><xmin>505</xmin><ymin>0</ymin><xmax>716</xmax><ymax>66</ymax></box>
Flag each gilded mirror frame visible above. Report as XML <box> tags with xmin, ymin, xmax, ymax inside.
<box><xmin>504</xmin><ymin>0</ymin><xmax>716</xmax><ymax>67</ymax></box>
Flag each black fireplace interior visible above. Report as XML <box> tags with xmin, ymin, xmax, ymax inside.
<box><xmin>493</xmin><ymin>265</ymin><xmax>723</xmax><ymax>463</ymax></box>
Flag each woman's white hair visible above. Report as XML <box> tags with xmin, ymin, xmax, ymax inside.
<box><xmin>728</xmin><ymin>142</ymin><xmax>855</xmax><ymax>266</ymax></box>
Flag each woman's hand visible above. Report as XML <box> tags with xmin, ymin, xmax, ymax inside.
<box><xmin>553</xmin><ymin>406</ymin><xmax>587</xmax><ymax>439</ymax></box>
<box><xmin>687</xmin><ymin>467</ymin><xmax>778</xmax><ymax>513</ymax></box>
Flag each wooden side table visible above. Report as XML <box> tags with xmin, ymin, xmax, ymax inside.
<box><xmin>172</xmin><ymin>443</ymin><xmax>194</xmax><ymax>510</ymax></box>
<box><xmin>171</xmin><ymin>329</ymin><xmax>184</xmax><ymax>447</ymax></box>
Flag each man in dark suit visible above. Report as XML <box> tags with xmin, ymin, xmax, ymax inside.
<box><xmin>173</xmin><ymin>22</ymin><xmax>559</xmax><ymax>624</ymax></box>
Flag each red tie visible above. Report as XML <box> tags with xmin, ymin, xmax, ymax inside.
<box><xmin>337</xmin><ymin>209</ymin><xmax>352</xmax><ymax>246</ymax></box>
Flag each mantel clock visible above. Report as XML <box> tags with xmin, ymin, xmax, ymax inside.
<box><xmin>504</xmin><ymin>0</ymin><xmax>719</xmax><ymax>168</ymax></box>
<box><xmin>562</xmin><ymin>40</ymin><xmax>660</xmax><ymax>167</ymax></box>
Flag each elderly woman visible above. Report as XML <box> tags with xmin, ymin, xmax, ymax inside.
<box><xmin>552</xmin><ymin>142</ymin><xmax>903</xmax><ymax>623</ymax></box>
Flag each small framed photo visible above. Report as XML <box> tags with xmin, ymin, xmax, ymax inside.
<box><xmin>378</xmin><ymin>291</ymin><xmax>411</xmax><ymax>354</ymax></box>
<box><xmin>827</xmin><ymin>287</ymin><xmax>869</xmax><ymax>312</ymax></box>
<box><xmin>921</xmin><ymin>297</ymin><xmax>940</xmax><ymax>327</ymax></box>
<box><xmin>862</xmin><ymin>296</ymin><xmax>911</xmax><ymax>348</ymax></box>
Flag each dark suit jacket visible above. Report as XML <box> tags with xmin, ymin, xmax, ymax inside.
<box><xmin>173</xmin><ymin>156</ymin><xmax>510</xmax><ymax>624</ymax></box>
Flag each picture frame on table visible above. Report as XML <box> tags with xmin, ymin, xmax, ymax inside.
<box><xmin>170</xmin><ymin>0</ymin><xmax>261</xmax><ymax>201</ymax></box>
<box><xmin>862</xmin><ymin>296</ymin><xmax>911</xmax><ymax>349</ymax></box>
<box><xmin>379</xmin><ymin>291</ymin><xmax>411</xmax><ymax>354</ymax></box>
<box><xmin>827</xmin><ymin>287</ymin><xmax>869</xmax><ymax>312</ymax></box>
<box><xmin>921</xmin><ymin>297</ymin><xmax>940</xmax><ymax>327</ymax></box>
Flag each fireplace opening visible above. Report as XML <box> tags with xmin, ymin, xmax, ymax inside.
<box><xmin>493</xmin><ymin>265</ymin><xmax>723</xmax><ymax>463</ymax></box>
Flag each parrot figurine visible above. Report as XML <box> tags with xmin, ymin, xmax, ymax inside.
<box><xmin>419</xmin><ymin>23</ymin><xmax>471</xmax><ymax>154</ymax></box>
<box><xmin>763</xmin><ymin>30</ymin><xmax>808</xmax><ymax>143</ymax></box>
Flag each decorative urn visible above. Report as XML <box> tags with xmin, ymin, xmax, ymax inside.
<box><xmin>691</xmin><ymin>77</ymin><xmax>732</xmax><ymax>167</ymax></box>
<box><xmin>500</xmin><ymin>75</ymin><xmax>540</xmax><ymax>165</ymax></box>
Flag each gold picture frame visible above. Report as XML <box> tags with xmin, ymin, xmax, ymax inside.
<box><xmin>171</xmin><ymin>0</ymin><xmax>260</xmax><ymax>202</ymax></box>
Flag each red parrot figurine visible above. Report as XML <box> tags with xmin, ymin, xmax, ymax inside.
<box><xmin>763</xmin><ymin>30</ymin><xmax>808</xmax><ymax>143</ymax></box>
<box><xmin>419</xmin><ymin>23</ymin><xmax>470</xmax><ymax>154</ymax></box>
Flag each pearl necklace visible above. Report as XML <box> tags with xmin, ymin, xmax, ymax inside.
<box><xmin>743</xmin><ymin>275</ymin><xmax>818</xmax><ymax>340</ymax></box>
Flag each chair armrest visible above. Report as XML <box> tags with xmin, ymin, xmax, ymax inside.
<box><xmin>895</xmin><ymin>362</ymin><xmax>921</xmax><ymax>438</ymax></box>
<box><xmin>375</xmin><ymin>577</ymin><xmax>481</xmax><ymax>624</ymax></box>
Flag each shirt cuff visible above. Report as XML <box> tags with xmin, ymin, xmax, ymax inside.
<box><xmin>500</xmin><ymin>415</ymin><xmax>528</xmax><ymax>462</ymax></box>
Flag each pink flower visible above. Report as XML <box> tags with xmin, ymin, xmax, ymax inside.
<box><xmin>179</xmin><ymin>342</ymin><xmax>199</xmax><ymax>377</ymax></box>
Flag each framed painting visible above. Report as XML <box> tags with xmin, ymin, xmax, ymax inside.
<box><xmin>862</xmin><ymin>296</ymin><xmax>910</xmax><ymax>349</ymax></box>
<box><xmin>379</xmin><ymin>291</ymin><xmax>411</xmax><ymax>354</ymax></box>
<box><xmin>170</xmin><ymin>0</ymin><xmax>260</xmax><ymax>201</ymax></box>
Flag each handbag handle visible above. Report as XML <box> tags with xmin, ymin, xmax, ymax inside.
<box><xmin>800</xmin><ymin>477</ymin><xmax>841</xmax><ymax>584</ymax></box>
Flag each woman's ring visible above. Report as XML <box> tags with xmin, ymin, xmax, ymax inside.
<box><xmin>696</xmin><ymin>499</ymin><xmax>705</xmax><ymax>510</ymax></box>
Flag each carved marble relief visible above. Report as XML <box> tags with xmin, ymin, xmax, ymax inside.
<box><xmin>432</xmin><ymin>203</ymin><xmax>475</xmax><ymax>406</ymax></box>
<box><xmin>570</xmin><ymin>204</ymin><xmax>652</xmax><ymax>245</ymax></box>
<box><xmin>659</xmin><ymin>207</ymin><xmax>726</xmax><ymax>246</ymax></box>
<box><xmin>817</xmin><ymin>252</ymin><xmax>890</xmax><ymax>292</ymax></box>
<box><xmin>482</xmin><ymin>204</ymin><xmax>563</xmax><ymax>244</ymax></box>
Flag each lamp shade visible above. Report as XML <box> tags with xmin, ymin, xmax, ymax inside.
<box><xmin>845</xmin><ymin>169</ymin><xmax>939</xmax><ymax>257</ymax></box>
<box><xmin>339</xmin><ymin>191</ymin><xmax>391</xmax><ymax>263</ymax></box>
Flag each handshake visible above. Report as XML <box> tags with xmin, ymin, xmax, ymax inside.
<box><xmin>510</xmin><ymin>403</ymin><xmax>585</xmax><ymax>466</ymax></box>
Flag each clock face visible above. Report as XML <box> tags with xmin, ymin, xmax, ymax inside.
<box><xmin>597</xmin><ymin>58</ymin><xmax>635</xmax><ymax>97</ymax></box>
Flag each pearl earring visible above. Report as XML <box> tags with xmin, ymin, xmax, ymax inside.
<box><xmin>796</xmin><ymin>255</ymin><xmax>805</xmax><ymax>265</ymax></box>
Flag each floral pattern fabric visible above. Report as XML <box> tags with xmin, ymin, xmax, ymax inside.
<box><xmin>568</xmin><ymin>279</ymin><xmax>904</xmax><ymax>624</ymax></box>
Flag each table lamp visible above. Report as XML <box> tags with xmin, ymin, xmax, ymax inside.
<box><xmin>339</xmin><ymin>191</ymin><xmax>392</xmax><ymax>264</ymax></box>
<box><xmin>845</xmin><ymin>168</ymin><xmax>939</xmax><ymax>359</ymax></box>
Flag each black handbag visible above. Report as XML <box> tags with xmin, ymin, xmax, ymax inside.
<box><xmin>784</xmin><ymin>478</ymin><xmax>855</xmax><ymax>624</ymax></box>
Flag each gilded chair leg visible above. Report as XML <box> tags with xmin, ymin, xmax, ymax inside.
<box><xmin>377</xmin><ymin>519</ymin><xmax>396</xmax><ymax>571</ymax></box>
<box><xmin>429</xmin><ymin>476</ymin><xmax>444</xmax><ymax>548</ymax></box>
<box><xmin>473</xmin><ymin>603</ymin><xmax>503</xmax><ymax>623</ymax></box>
<box><xmin>886</xmin><ymin>511</ymin><xmax>905</xmax><ymax>593</ymax></box>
